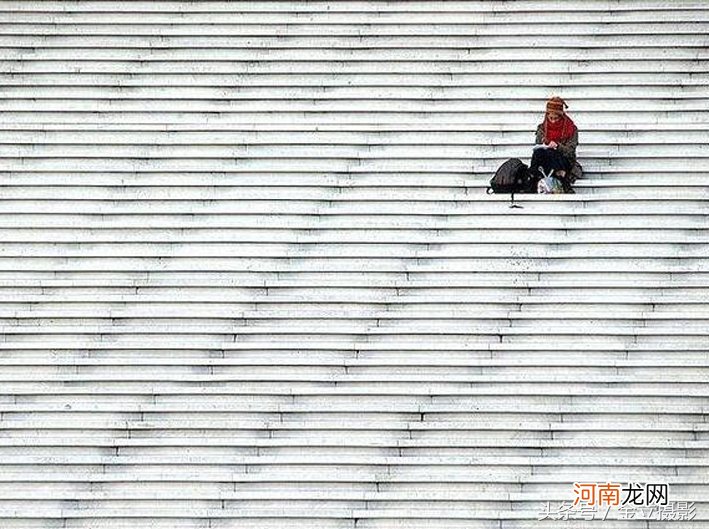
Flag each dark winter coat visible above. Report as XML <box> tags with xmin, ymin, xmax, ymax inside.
<box><xmin>535</xmin><ymin>122</ymin><xmax>583</xmax><ymax>182</ymax></box>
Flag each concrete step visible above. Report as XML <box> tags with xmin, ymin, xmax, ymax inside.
<box><xmin>2</xmin><ymin>322</ymin><xmax>709</xmax><ymax>337</ymax></box>
<box><xmin>2</xmin><ymin>200</ymin><xmax>708</xmax><ymax>216</ymax></box>
<box><xmin>1</xmin><ymin>370</ymin><xmax>708</xmax><ymax>384</ymax></box>
<box><xmin>6</xmin><ymin>85</ymin><xmax>709</xmax><ymax>101</ymax></box>
<box><xmin>6</xmin><ymin>1</ymin><xmax>709</xmax><ymax>14</ymax></box>
<box><xmin>5</xmin><ymin>23</ymin><xmax>709</xmax><ymax>39</ymax></box>
<box><xmin>1</xmin><ymin>184</ymin><xmax>709</xmax><ymax>199</ymax></box>
<box><xmin>1</xmin><ymin>351</ymin><xmax>708</xmax><ymax>366</ymax></box>
<box><xmin>4</xmin><ymin>44</ymin><xmax>709</xmax><ymax>60</ymax></box>
<box><xmin>0</xmin><ymin>470</ymin><xmax>706</xmax><ymax>485</ymax></box>
<box><xmin>4</xmin><ymin>228</ymin><xmax>709</xmax><ymax>243</ymax></box>
<box><xmin>1</xmin><ymin>121</ymin><xmax>707</xmax><ymax>133</ymax></box>
<box><xmin>3</xmin><ymin>294</ymin><xmax>708</xmax><ymax>305</ymax></box>
<box><xmin>2</xmin><ymin>451</ymin><xmax>708</xmax><ymax>463</ymax></box>
<box><xmin>1</xmin><ymin>269</ymin><xmax>707</xmax><ymax>280</ymax></box>
<box><xmin>6</xmin><ymin>56</ymin><xmax>708</xmax><ymax>76</ymax></box>
<box><xmin>4</xmin><ymin>145</ymin><xmax>709</xmax><ymax>161</ymax></box>
<box><xmin>0</xmin><ymin>213</ymin><xmax>706</xmax><ymax>229</ymax></box>
<box><xmin>0</xmin><ymin>431</ymin><xmax>705</xmax><ymax>446</ymax></box>
<box><xmin>1</xmin><ymin>0</ymin><xmax>707</xmax><ymax>526</ymax></box>
<box><xmin>3</xmin><ymin>152</ymin><xmax>709</xmax><ymax>169</ymax></box>
<box><xmin>0</xmin><ymin>400</ymin><xmax>705</xmax><ymax>414</ymax></box>
<box><xmin>1</xmin><ymin>416</ymin><xmax>707</xmax><ymax>430</ymax></box>
<box><xmin>1</xmin><ymin>242</ymin><xmax>708</xmax><ymax>258</ymax></box>
<box><xmin>3</xmin><ymin>276</ymin><xmax>709</xmax><ymax>288</ymax></box>
<box><xmin>4</xmin><ymin>173</ymin><xmax>709</xmax><ymax>185</ymax></box>
<box><xmin>4</xmin><ymin>109</ymin><xmax>709</xmax><ymax>126</ymax></box>
<box><xmin>0</xmin><ymin>337</ymin><xmax>706</xmax><ymax>354</ymax></box>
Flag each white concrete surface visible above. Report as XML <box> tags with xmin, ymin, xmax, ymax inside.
<box><xmin>0</xmin><ymin>1</ymin><xmax>707</xmax><ymax>527</ymax></box>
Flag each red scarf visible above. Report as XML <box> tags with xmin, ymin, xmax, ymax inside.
<box><xmin>543</xmin><ymin>114</ymin><xmax>577</xmax><ymax>144</ymax></box>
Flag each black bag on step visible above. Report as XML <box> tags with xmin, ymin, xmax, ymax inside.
<box><xmin>487</xmin><ymin>158</ymin><xmax>535</xmax><ymax>196</ymax></box>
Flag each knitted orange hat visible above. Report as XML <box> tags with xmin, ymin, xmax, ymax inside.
<box><xmin>546</xmin><ymin>96</ymin><xmax>568</xmax><ymax>115</ymax></box>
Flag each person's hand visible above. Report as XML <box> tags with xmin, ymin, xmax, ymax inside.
<box><xmin>548</xmin><ymin>141</ymin><xmax>558</xmax><ymax>149</ymax></box>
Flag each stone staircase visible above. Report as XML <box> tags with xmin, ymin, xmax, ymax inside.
<box><xmin>0</xmin><ymin>1</ymin><xmax>707</xmax><ymax>528</ymax></box>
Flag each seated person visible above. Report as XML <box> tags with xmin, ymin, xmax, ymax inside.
<box><xmin>532</xmin><ymin>96</ymin><xmax>583</xmax><ymax>193</ymax></box>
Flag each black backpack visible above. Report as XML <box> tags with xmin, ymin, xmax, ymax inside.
<box><xmin>486</xmin><ymin>158</ymin><xmax>536</xmax><ymax>208</ymax></box>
